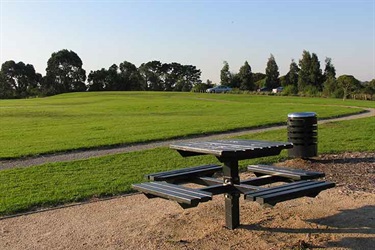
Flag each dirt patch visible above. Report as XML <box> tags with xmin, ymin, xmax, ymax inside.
<box><xmin>0</xmin><ymin>152</ymin><xmax>374</xmax><ymax>249</ymax></box>
<box><xmin>279</xmin><ymin>152</ymin><xmax>375</xmax><ymax>194</ymax></box>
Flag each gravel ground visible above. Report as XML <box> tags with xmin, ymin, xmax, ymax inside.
<box><xmin>0</xmin><ymin>152</ymin><xmax>374</xmax><ymax>249</ymax></box>
<box><xmin>0</xmin><ymin>106</ymin><xmax>374</xmax><ymax>249</ymax></box>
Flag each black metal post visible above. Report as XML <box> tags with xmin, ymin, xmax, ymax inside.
<box><xmin>222</xmin><ymin>160</ymin><xmax>240</xmax><ymax>229</ymax></box>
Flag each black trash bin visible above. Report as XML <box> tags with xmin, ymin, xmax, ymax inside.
<box><xmin>287</xmin><ymin>112</ymin><xmax>317</xmax><ymax>158</ymax></box>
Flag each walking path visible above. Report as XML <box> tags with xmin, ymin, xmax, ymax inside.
<box><xmin>1</xmin><ymin>107</ymin><xmax>374</xmax><ymax>170</ymax></box>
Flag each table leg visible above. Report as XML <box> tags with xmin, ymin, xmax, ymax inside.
<box><xmin>223</xmin><ymin>160</ymin><xmax>240</xmax><ymax>229</ymax></box>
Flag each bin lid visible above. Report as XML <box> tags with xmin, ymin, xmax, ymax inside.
<box><xmin>288</xmin><ymin>112</ymin><xmax>317</xmax><ymax>118</ymax></box>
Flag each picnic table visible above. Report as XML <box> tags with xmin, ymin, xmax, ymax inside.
<box><xmin>133</xmin><ymin>139</ymin><xmax>334</xmax><ymax>229</ymax></box>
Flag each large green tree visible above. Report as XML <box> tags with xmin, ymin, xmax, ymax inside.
<box><xmin>298</xmin><ymin>50</ymin><xmax>312</xmax><ymax>92</ymax></box>
<box><xmin>44</xmin><ymin>49</ymin><xmax>86</xmax><ymax>95</ymax></box>
<box><xmin>265</xmin><ymin>54</ymin><xmax>279</xmax><ymax>89</ymax></box>
<box><xmin>238</xmin><ymin>61</ymin><xmax>254</xmax><ymax>91</ymax></box>
<box><xmin>163</xmin><ymin>62</ymin><xmax>183</xmax><ymax>91</ymax></box>
<box><xmin>139</xmin><ymin>61</ymin><xmax>163</xmax><ymax>91</ymax></box>
<box><xmin>298</xmin><ymin>50</ymin><xmax>324</xmax><ymax>92</ymax></box>
<box><xmin>363</xmin><ymin>79</ymin><xmax>375</xmax><ymax>100</ymax></box>
<box><xmin>310</xmin><ymin>53</ymin><xmax>323</xmax><ymax>90</ymax></box>
<box><xmin>220</xmin><ymin>61</ymin><xmax>231</xmax><ymax>86</ymax></box>
<box><xmin>322</xmin><ymin>57</ymin><xmax>337</xmax><ymax>97</ymax></box>
<box><xmin>174</xmin><ymin>65</ymin><xmax>201</xmax><ymax>92</ymax></box>
<box><xmin>0</xmin><ymin>71</ymin><xmax>14</xmax><ymax>98</ymax></box>
<box><xmin>0</xmin><ymin>60</ymin><xmax>41</xmax><ymax>98</ymax></box>
<box><xmin>87</xmin><ymin>68</ymin><xmax>109</xmax><ymax>91</ymax></box>
<box><xmin>286</xmin><ymin>59</ymin><xmax>299</xmax><ymax>87</ymax></box>
<box><xmin>118</xmin><ymin>61</ymin><xmax>143</xmax><ymax>91</ymax></box>
<box><xmin>323</xmin><ymin>57</ymin><xmax>336</xmax><ymax>80</ymax></box>
<box><xmin>229</xmin><ymin>73</ymin><xmax>240</xmax><ymax>88</ymax></box>
<box><xmin>337</xmin><ymin>75</ymin><xmax>361</xmax><ymax>100</ymax></box>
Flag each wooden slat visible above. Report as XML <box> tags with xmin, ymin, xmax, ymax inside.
<box><xmin>247</xmin><ymin>165</ymin><xmax>325</xmax><ymax>180</ymax></box>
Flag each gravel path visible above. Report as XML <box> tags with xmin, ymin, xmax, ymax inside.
<box><xmin>1</xmin><ymin>107</ymin><xmax>374</xmax><ymax>170</ymax></box>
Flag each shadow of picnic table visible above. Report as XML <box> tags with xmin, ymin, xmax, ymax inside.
<box><xmin>240</xmin><ymin>205</ymin><xmax>374</xmax><ymax>248</ymax></box>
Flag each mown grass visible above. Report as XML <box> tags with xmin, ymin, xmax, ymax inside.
<box><xmin>1</xmin><ymin>116</ymin><xmax>374</xmax><ymax>216</ymax></box>
<box><xmin>0</xmin><ymin>92</ymin><xmax>366</xmax><ymax>159</ymax></box>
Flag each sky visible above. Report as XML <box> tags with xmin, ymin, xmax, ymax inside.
<box><xmin>0</xmin><ymin>0</ymin><xmax>374</xmax><ymax>83</ymax></box>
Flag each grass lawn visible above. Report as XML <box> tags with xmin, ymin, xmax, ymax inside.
<box><xmin>1</xmin><ymin>116</ymin><xmax>374</xmax><ymax>216</ymax></box>
<box><xmin>0</xmin><ymin>92</ymin><xmax>369</xmax><ymax>159</ymax></box>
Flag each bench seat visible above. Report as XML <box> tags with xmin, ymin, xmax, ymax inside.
<box><xmin>245</xmin><ymin>180</ymin><xmax>335</xmax><ymax>206</ymax></box>
<box><xmin>247</xmin><ymin>164</ymin><xmax>325</xmax><ymax>180</ymax></box>
<box><xmin>146</xmin><ymin>164</ymin><xmax>222</xmax><ymax>183</ymax></box>
<box><xmin>132</xmin><ymin>181</ymin><xmax>213</xmax><ymax>208</ymax></box>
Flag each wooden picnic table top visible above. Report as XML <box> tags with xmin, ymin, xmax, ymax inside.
<box><xmin>170</xmin><ymin>139</ymin><xmax>293</xmax><ymax>161</ymax></box>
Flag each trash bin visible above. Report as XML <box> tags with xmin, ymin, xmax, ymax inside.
<box><xmin>287</xmin><ymin>112</ymin><xmax>317</xmax><ymax>158</ymax></box>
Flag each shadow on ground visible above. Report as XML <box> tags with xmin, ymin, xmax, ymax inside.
<box><xmin>240</xmin><ymin>205</ymin><xmax>375</xmax><ymax>249</ymax></box>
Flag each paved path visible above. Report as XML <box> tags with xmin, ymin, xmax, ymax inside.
<box><xmin>1</xmin><ymin>107</ymin><xmax>374</xmax><ymax>170</ymax></box>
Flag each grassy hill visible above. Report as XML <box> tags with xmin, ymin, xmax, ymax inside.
<box><xmin>0</xmin><ymin>92</ymin><xmax>370</xmax><ymax>159</ymax></box>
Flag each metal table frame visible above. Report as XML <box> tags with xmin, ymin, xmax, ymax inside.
<box><xmin>170</xmin><ymin>139</ymin><xmax>293</xmax><ymax>229</ymax></box>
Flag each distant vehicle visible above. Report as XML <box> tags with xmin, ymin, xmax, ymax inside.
<box><xmin>272</xmin><ymin>87</ymin><xmax>284</xmax><ymax>93</ymax></box>
<box><xmin>257</xmin><ymin>87</ymin><xmax>270</xmax><ymax>92</ymax></box>
<box><xmin>206</xmin><ymin>85</ymin><xmax>232</xmax><ymax>93</ymax></box>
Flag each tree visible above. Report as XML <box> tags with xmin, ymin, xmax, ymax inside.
<box><xmin>298</xmin><ymin>50</ymin><xmax>324</xmax><ymax>92</ymax></box>
<box><xmin>253</xmin><ymin>72</ymin><xmax>266</xmax><ymax>89</ymax></box>
<box><xmin>363</xmin><ymin>79</ymin><xmax>375</xmax><ymax>100</ymax></box>
<box><xmin>337</xmin><ymin>75</ymin><xmax>361</xmax><ymax>100</ymax></box>
<box><xmin>174</xmin><ymin>65</ymin><xmax>201</xmax><ymax>92</ymax></box>
<box><xmin>139</xmin><ymin>61</ymin><xmax>163</xmax><ymax>91</ymax></box>
<box><xmin>322</xmin><ymin>58</ymin><xmax>337</xmax><ymax>97</ymax></box>
<box><xmin>118</xmin><ymin>61</ymin><xmax>142</xmax><ymax>91</ymax></box>
<box><xmin>323</xmin><ymin>57</ymin><xmax>336</xmax><ymax>80</ymax></box>
<box><xmin>298</xmin><ymin>50</ymin><xmax>312</xmax><ymax>92</ymax></box>
<box><xmin>253</xmin><ymin>73</ymin><xmax>266</xmax><ymax>83</ymax></box>
<box><xmin>220</xmin><ymin>61</ymin><xmax>231</xmax><ymax>86</ymax></box>
<box><xmin>286</xmin><ymin>59</ymin><xmax>299</xmax><ymax>87</ymax></box>
<box><xmin>105</xmin><ymin>64</ymin><xmax>122</xmax><ymax>91</ymax></box>
<box><xmin>163</xmin><ymin>62</ymin><xmax>183</xmax><ymax>91</ymax></box>
<box><xmin>310</xmin><ymin>53</ymin><xmax>323</xmax><ymax>90</ymax></box>
<box><xmin>206</xmin><ymin>79</ymin><xmax>213</xmax><ymax>87</ymax></box>
<box><xmin>238</xmin><ymin>61</ymin><xmax>254</xmax><ymax>91</ymax></box>
<box><xmin>44</xmin><ymin>49</ymin><xmax>86</xmax><ymax>95</ymax></box>
<box><xmin>1</xmin><ymin>60</ymin><xmax>40</xmax><ymax>98</ymax></box>
<box><xmin>87</xmin><ymin>68</ymin><xmax>109</xmax><ymax>91</ymax></box>
<box><xmin>265</xmin><ymin>54</ymin><xmax>279</xmax><ymax>89</ymax></box>
<box><xmin>228</xmin><ymin>73</ymin><xmax>240</xmax><ymax>88</ymax></box>
<box><xmin>279</xmin><ymin>75</ymin><xmax>288</xmax><ymax>87</ymax></box>
<box><xmin>0</xmin><ymin>71</ymin><xmax>15</xmax><ymax>98</ymax></box>
<box><xmin>322</xmin><ymin>77</ymin><xmax>339</xmax><ymax>98</ymax></box>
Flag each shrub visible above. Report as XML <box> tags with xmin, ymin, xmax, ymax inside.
<box><xmin>282</xmin><ymin>85</ymin><xmax>298</xmax><ymax>96</ymax></box>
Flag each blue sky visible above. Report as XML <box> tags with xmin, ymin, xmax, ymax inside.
<box><xmin>1</xmin><ymin>0</ymin><xmax>374</xmax><ymax>83</ymax></box>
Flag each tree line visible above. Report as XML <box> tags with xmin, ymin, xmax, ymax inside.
<box><xmin>0</xmin><ymin>49</ymin><xmax>202</xmax><ymax>99</ymax></box>
<box><xmin>219</xmin><ymin>50</ymin><xmax>375</xmax><ymax>100</ymax></box>
<box><xmin>1</xmin><ymin>49</ymin><xmax>374</xmax><ymax>100</ymax></box>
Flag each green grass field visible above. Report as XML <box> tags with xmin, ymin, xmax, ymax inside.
<box><xmin>1</xmin><ymin>116</ymin><xmax>374</xmax><ymax>216</ymax></box>
<box><xmin>1</xmin><ymin>92</ymin><xmax>374</xmax><ymax>215</ymax></box>
<box><xmin>0</xmin><ymin>92</ymin><xmax>369</xmax><ymax>159</ymax></box>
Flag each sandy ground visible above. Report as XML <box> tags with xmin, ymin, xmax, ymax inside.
<box><xmin>0</xmin><ymin>153</ymin><xmax>374</xmax><ymax>250</ymax></box>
